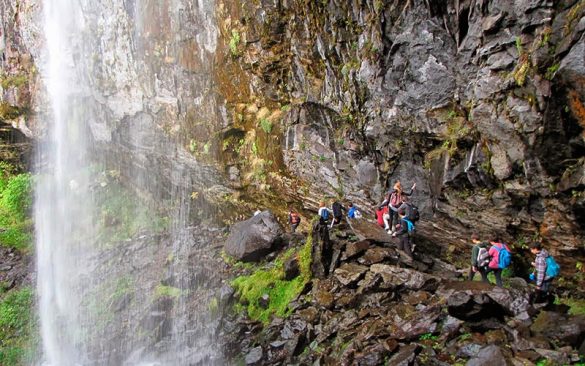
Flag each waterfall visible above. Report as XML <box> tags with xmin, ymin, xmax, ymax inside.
<box><xmin>36</xmin><ymin>0</ymin><xmax>93</xmax><ymax>364</ymax></box>
<box><xmin>35</xmin><ymin>0</ymin><xmax>223</xmax><ymax>364</ymax></box>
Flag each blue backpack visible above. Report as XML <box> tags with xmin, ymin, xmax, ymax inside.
<box><xmin>403</xmin><ymin>218</ymin><xmax>415</xmax><ymax>233</ymax></box>
<box><xmin>320</xmin><ymin>209</ymin><xmax>329</xmax><ymax>221</ymax></box>
<box><xmin>493</xmin><ymin>244</ymin><xmax>512</xmax><ymax>269</ymax></box>
<box><xmin>545</xmin><ymin>256</ymin><xmax>560</xmax><ymax>278</ymax></box>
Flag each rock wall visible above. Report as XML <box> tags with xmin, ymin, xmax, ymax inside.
<box><xmin>1</xmin><ymin>0</ymin><xmax>584</xmax><ymax>278</ymax></box>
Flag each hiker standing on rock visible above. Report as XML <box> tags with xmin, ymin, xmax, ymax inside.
<box><xmin>379</xmin><ymin>180</ymin><xmax>416</xmax><ymax>234</ymax></box>
<box><xmin>347</xmin><ymin>202</ymin><xmax>362</xmax><ymax>219</ymax></box>
<box><xmin>330</xmin><ymin>199</ymin><xmax>345</xmax><ymax>228</ymax></box>
<box><xmin>318</xmin><ymin>201</ymin><xmax>331</xmax><ymax>225</ymax></box>
<box><xmin>530</xmin><ymin>242</ymin><xmax>558</xmax><ymax>304</ymax></box>
<box><xmin>288</xmin><ymin>207</ymin><xmax>301</xmax><ymax>233</ymax></box>
<box><xmin>392</xmin><ymin>208</ymin><xmax>415</xmax><ymax>259</ymax></box>
<box><xmin>486</xmin><ymin>237</ymin><xmax>512</xmax><ymax>287</ymax></box>
<box><xmin>469</xmin><ymin>233</ymin><xmax>490</xmax><ymax>282</ymax></box>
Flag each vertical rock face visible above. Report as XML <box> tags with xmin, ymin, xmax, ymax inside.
<box><xmin>2</xmin><ymin>1</ymin><xmax>584</xmax><ymax>275</ymax></box>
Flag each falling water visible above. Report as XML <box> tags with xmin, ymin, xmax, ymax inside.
<box><xmin>35</xmin><ymin>0</ymin><xmax>223</xmax><ymax>364</ymax></box>
<box><xmin>36</xmin><ymin>0</ymin><xmax>94</xmax><ymax>364</ymax></box>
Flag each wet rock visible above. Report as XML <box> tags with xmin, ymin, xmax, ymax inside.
<box><xmin>357</xmin><ymin>246</ymin><xmax>399</xmax><ymax>265</ymax></box>
<box><xmin>353</xmin><ymin>342</ymin><xmax>387</xmax><ymax>366</ymax></box>
<box><xmin>284</xmin><ymin>256</ymin><xmax>300</xmax><ymax>280</ymax></box>
<box><xmin>348</xmin><ymin>219</ymin><xmax>392</xmax><ymax>244</ymax></box>
<box><xmin>370</xmin><ymin>264</ymin><xmax>439</xmax><ymax>291</ymax></box>
<box><xmin>311</xmin><ymin>221</ymin><xmax>333</xmax><ymax>278</ymax></box>
<box><xmin>530</xmin><ymin>311</ymin><xmax>585</xmax><ymax>347</ymax></box>
<box><xmin>466</xmin><ymin>345</ymin><xmax>506</xmax><ymax>366</ymax></box>
<box><xmin>313</xmin><ymin>279</ymin><xmax>335</xmax><ymax>309</ymax></box>
<box><xmin>386</xmin><ymin>344</ymin><xmax>419</xmax><ymax>366</ymax></box>
<box><xmin>245</xmin><ymin>346</ymin><xmax>263</xmax><ymax>365</ymax></box>
<box><xmin>333</xmin><ymin>263</ymin><xmax>368</xmax><ymax>287</ymax></box>
<box><xmin>387</xmin><ymin>304</ymin><xmax>441</xmax><ymax>340</ymax></box>
<box><xmin>341</xmin><ymin>240</ymin><xmax>371</xmax><ymax>260</ymax></box>
<box><xmin>223</xmin><ymin>210</ymin><xmax>284</xmax><ymax>262</ymax></box>
<box><xmin>258</xmin><ymin>294</ymin><xmax>270</xmax><ymax>309</ymax></box>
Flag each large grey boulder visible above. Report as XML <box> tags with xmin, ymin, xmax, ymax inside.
<box><xmin>224</xmin><ymin>211</ymin><xmax>284</xmax><ymax>262</ymax></box>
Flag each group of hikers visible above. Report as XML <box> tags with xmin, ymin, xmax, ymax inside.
<box><xmin>469</xmin><ymin>234</ymin><xmax>560</xmax><ymax>303</ymax></box>
<box><xmin>285</xmin><ymin>178</ymin><xmax>561</xmax><ymax>304</ymax></box>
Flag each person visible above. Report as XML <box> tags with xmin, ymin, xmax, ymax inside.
<box><xmin>347</xmin><ymin>203</ymin><xmax>362</xmax><ymax>219</ymax></box>
<box><xmin>288</xmin><ymin>208</ymin><xmax>301</xmax><ymax>233</ymax></box>
<box><xmin>379</xmin><ymin>181</ymin><xmax>416</xmax><ymax>234</ymax></box>
<box><xmin>318</xmin><ymin>201</ymin><xmax>330</xmax><ymax>225</ymax></box>
<box><xmin>468</xmin><ymin>233</ymin><xmax>489</xmax><ymax>282</ymax></box>
<box><xmin>375</xmin><ymin>205</ymin><xmax>387</xmax><ymax>228</ymax></box>
<box><xmin>486</xmin><ymin>237</ymin><xmax>511</xmax><ymax>287</ymax></box>
<box><xmin>530</xmin><ymin>242</ymin><xmax>554</xmax><ymax>304</ymax></box>
<box><xmin>330</xmin><ymin>199</ymin><xmax>345</xmax><ymax>228</ymax></box>
<box><xmin>392</xmin><ymin>209</ymin><xmax>415</xmax><ymax>259</ymax></box>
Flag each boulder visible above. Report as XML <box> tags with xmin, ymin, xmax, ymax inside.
<box><xmin>333</xmin><ymin>263</ymin><xmax>368</xmax><ymax>287</ymax></box>
<box><xmin>465</xmin><ymin>345</ymin><xmax>507</xmax><ymax>366</ymax></box>
<box><xmin>530</xmin><ymin>311</ymin><xmax>585</xmax><ymax>347</ymax></box>
<box><xmin>386</xmin><ymin>344</ymin><xmax>419</xmax><ymax>366</ymax></box>
<box><xmin>284</xmin><ymin>256</ymin><xmax>300</xmax><ymax>280</ymax></box>
<box><xmin>369</xmin><ymin>264</ymin><xmax>440</xmax><ymax>291</ymax></box>
<box><xmin>223</xmin><ymin>211</ymin><xmax>284</xmax><ymax>262</ymax></box>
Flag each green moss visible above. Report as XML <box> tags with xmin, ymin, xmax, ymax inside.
<box><xmin>258</xmin><ymin>118</ymin><xmax>273</xmax><ymax>134</ymax></box>
<box><xmin>0</xmin><ymin>74</ymin><xmax>28</xmax><ymax>89</ymax></box>
<box><xmin>544</xmin><ymin>63</ymin><xmax>560</xmax><ymax>80</ymax></box>
<box><xmin>0</xmin><ymin>287</ymin><xmax>35</xmax><ymax>366</ymax></box>
<box><xmin>232</xmin><ymin>235</ymin><xmax>312</xmax><ymax>324</ymax></box>
<box><xmin>0</xmin><ymin>171</ymin><xmax>33</xmax><ymax>251</ymax></box>
<box><xmin>154</xmin><ymin>285</ymin><xmax>182</xmax><ymax>299</ymax></box>
<box><xmin>94</xmin><ymin>178</ymin><xmax>169</xmax><ymax>245</ymax></box>
<box><xmin>555</xmin><ymin>297</ymin><xmax>585</xmax><ymax>315</ymax></box>
<box><xmin>0</xmin><ymin>102</ymin><xmax>22</xmax><ymax>121</ymax></box>
<box><xmin>229</xmin><ymin>29</ymin><xmax>241</xmax><ymax>56</ymax></box>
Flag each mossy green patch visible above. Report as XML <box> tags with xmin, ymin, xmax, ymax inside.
<box><xmin>0</xmin><ymin>168</ymin><xmax>33</xmax><ymax>251</ymax></box>
<box><xmin>94</xmin><ymin>178</ymin><xmax>169</xmax><ymax>245</ymax></box>
<box><xmin>232</xmin><ymin>234</ymin><xmax>312</xmax><ymax>324</ymax></box>
<box><xmin>555</xmin><ymin>297</ymin><xmax>585</xmax><ymax>316</ymax></box>
<box><xmin>0</xmin><ymin>287</ymin><xmax>35</xmax><ymax>366</ymax></box>
<box><xmin>154</xmin><ymin>285</ymin><xmax>183</xmax><ymax>299</ymax></box>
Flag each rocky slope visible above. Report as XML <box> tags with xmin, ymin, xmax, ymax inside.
<box><xmin>2</xmin><ymin>0</ymin><xmax>584</xmax><ymax>279</ymax></box>
<box><xmin>221</xmin><ymin>215</ymin><xmax>585</xmax><ymax>365</ymax></box>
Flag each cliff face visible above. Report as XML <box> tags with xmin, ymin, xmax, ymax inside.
<box><xmin>1</xmin><ymin>0</ymin><xmax>584</xmax><ymax>276</ymax></box>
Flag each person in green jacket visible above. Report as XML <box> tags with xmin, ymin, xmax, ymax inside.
<box><xmin>468</xmin><ymin>233</ymin><xmax>490</xmax><ymax>282</ymax></box>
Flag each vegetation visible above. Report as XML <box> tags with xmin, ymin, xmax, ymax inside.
<box><xmin>232</xmin><ymin>235</ymin><xmax>312</xmax><ymax>324</ymax></box>
<box><xmin>424</xmin><ymin>112</ymin><xmax>472</xmax><ymax>168</ymax></box>
<box><xmin>258</xmin><ymin>118</ymin><xmax>273</xmax><ymax>134</ymax></box>
<box><xmin>229</xmin><ymin>29</ymin><xmax>241</xmax><ymax>56</ymax></box>
<box><xmin>555</xmin><ymin>297</ymin><xmax>585</xmax><ymax>316</ymax></box>
<box><xmin>0</xmin><ymin>287</ymin><xmax>35</xmax><ymax>366</ymax></box>
<box><xmin>154</xmin><ymin>284</ymin><xmax>183</xmax><ymax>299</ymax></box>
<box><xmin>0</xmin><ymin>164</ymin><xmax>33</xmax><ymax>251</ymax></box>
<box><xmin>94</xmin><ymin>175</ymin><xmax>168</xmax><ymax>245</ymax></box>
<box><xmin>0</xmin><ymin>102</ymin><xmax>23</xmax><ymax>121</ymax></box>
<box><xmin>0</xmin><ymin>74</ymin><xmax>28</xmax><ymax>90</ymax></box>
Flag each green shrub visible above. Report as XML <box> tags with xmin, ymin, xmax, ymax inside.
<box><xmin>0</xmin><ymin>287</ymin><xmax>34</xmax><ymax>366</ymax></box>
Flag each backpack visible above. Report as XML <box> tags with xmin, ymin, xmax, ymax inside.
<box><xmin>545</xmin><ymin>256</ymin><xmax>560</xmax><ymax>278</ymax></box>
<box><xmin>320</xmin><ymin>209</ymin><xmax>329</xmax><ymax>221</ymax></box>
<box><xmin>477</xmin><ymin>247</ymin><xmax>490</xmax><ymax>268</ymax></box>
<box><xmin>290</xmin><ymin>212</ymin><xmax>300</xmax><ymax>224</ymax></box>
<box><xmin>493</xmin><ymin>244</ymin><xmax>512</xmax><ymax>269</ymax></box>
<box><xmin>410</xmin><ymin>204</ymin><xmax>420</xmax><ymax>222</ymax></box>
<box><xmin>390</xmin><ymin>192</ymin><xmax>401</xmax><ymax>207</ymax></box>
<box><xmin>403</xmin><ymin>218</ymin><xmax>415</xmax><ymax>233</ymax></box>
